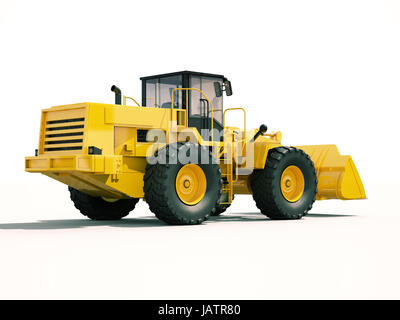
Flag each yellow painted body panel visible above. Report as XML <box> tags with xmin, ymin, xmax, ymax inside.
<box><xmin>104</xmin><ymin>105</ymin><xmax>171</xmax><ymax>129</ymax></box>
<box><xmin>253</xmin><ymin>133</ymin><xmax>282</xmax><ymax>169</ymax></box>
<box><xmin>26</xmin><ymin>102</ymin><xmax>175</xmax><ymax>199</ymax></box>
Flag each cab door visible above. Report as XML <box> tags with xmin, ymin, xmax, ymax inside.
<box><xmin>188</xmin><ymin>75</ymin><xmax>223</xmax><ymax>141</ymax></box>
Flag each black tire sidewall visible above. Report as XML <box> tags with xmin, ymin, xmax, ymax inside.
<box><xmin>162</xmin><ymin>144</ymin><xmax>221</xmax><ymax>221</ymax></box>
<box><xmin>89</xmin><ymin>197</ymin><xmax>136</xmax><ymax>219</ymax></box>
<box><xmin>69</xmin><ymin>187</ymin><xmax>138</xmax><ymax>220</ymax></box>
<box><xmin>271</xmin><ymin>151</ymin><xmax>316</xmax><ymax>216</ymax></box>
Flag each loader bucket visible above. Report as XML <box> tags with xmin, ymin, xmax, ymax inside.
<box><xmin>296</xmin><ymin>145</ymin><xmax>366</xmax><ymax>200</ymax></box>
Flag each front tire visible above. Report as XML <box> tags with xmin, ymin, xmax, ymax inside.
<box><xmin>250</xmin><ymin>146</ymin><xmax>317</xmax><ymax>220</ymax></box>
<box><xmin>144</xmin><ymin>143</ymin><xmax>222</xmax><ymax>225</ymax></box>
<box><xmin>68</xmin><ymin>187</ymin><xmax>139</xmax><ymax>220</ymax></box>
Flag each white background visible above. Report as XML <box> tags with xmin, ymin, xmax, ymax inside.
<box><xmin>0</xmin><ymin>0</ymin><xmax>400</xmax><ymax>299</ymax></box>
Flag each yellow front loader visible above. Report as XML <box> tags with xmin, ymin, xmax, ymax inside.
<box><xmin>25</xmin><ymin>71</ymin><xmax>366</xmax><ymax>224</ymax></box>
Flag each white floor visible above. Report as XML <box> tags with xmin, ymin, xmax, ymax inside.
<box><xmin>0</xmin><ymin>179</ymin><xmax>399</xmax><ymax>299</ymax></box>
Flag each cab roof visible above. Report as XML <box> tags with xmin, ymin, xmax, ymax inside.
<box><xmin>140</xmin><ymin>70</ymin><xmax>227</xmax><ymax>81</ymax></box>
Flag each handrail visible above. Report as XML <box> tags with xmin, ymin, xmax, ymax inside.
<box><xmin>223</xmin><ymin>107</ymin><xmax>247</xmax><ymax>182</ymax></box>
<box><xmin>223</xmin><ymin>107</ymin><xmax>246</xmax><ymax>142</ymax></box>
<box><xmin>123</xmin><ymin>96</ymin><xmax>141</xmax><ymax>107</ymax></box>
<box><xmin>171</xmin><ymin>88</ymin><xmax>214</xmax><ymax>142</ymax></box>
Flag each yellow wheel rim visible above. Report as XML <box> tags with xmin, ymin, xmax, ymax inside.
<box><xmin>280</xmin><ymin>165</ymin><xmax>305</xmax><ymax>202</ymax></box>
<box><xmin>175</xmin><ymin>164</ymin><xmax>207</xmax><ymax>205</ymax></box>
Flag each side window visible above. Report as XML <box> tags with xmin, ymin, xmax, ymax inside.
<box><xmin>189</xmin><ymin>76</ymin><xmax>223</xmax><ymax>124</ymax></box>
<box><xmin>144</xmin><ymin>76</ymin><xmax>182</xmax><ymax>108</ymax></box>
<box><xmin>190</xmin><ymin>76</ymin><xmax>201</xmax><ymax>116</ymax></box>
<box><xmin>159</xmin><ymin>76</ymin><xmax>182</xmax><ymax>109</ymax></box>
<box><xmin>145</xmin><ymin>79</ymin><xmax>158</xmax><ymax>107</ymax></box>
<box><xmin>201</xmin><ymin>77</ymin><xmax>223</xmax><ymax>125</ymax></box>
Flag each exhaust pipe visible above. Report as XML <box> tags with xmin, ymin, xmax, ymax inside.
<box><xmin>111</xmin><ymin>85</ymin><xmax>122</xmax><ymax>105</ymax></box>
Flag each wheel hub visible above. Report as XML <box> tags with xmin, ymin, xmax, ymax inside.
<box><xmin>175</xmin><ymin>164</ymin><xmax>207</xmax><ymax>205</ymax></box>
<box><xmin>184</xmin><ymin>179</ymin><xmax>191</xmax><ymax>188</ymax></box>
<box><xmin>280</xmin><ymin>165</ymin><xmax>305</xmax><ymax>202</ymax></box>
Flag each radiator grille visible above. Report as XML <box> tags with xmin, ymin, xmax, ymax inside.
<box><xmin>42</xmin><ymin>108</ymin><xmax>86</xmax><ymax>153</ymax></box>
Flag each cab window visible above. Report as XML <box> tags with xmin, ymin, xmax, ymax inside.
<box><xmin>190</xmin><ymin>75</ymin><xmax>223</xmax><ymax>125</ymax></box>
<box><xmin>144</xmin><ymin>76</ymin><xmax>183</xmax><ymax>108</ymax></box>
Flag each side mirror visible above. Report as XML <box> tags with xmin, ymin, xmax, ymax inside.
<box><xmin>214</xmin><ymin>82</ymin><xmax>223</xmax><ymax>97</ymax></box>
<box><xmin>224</xmin><ymin>80</ymin><xmax>233</xmax><ymax>96</ymax></box>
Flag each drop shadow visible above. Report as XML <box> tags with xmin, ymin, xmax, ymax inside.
<box><xmin>0</xmin><ymin>217</ymin><xmax>166</xmax><ymax>230</ymax></box>
<box><xmin>207</xmin><ymin>214</ymin><xmax>267</xmax><ymax>223</ymax></box>
<box><xmin>306</xmin><ymin>213</ymin><xmax>356</xmax><ymax>218</ymax></box>
<box><xmin>0</xmin><ymin>212</ymin><xmax>355</xmax><ymax>230</ymax></box>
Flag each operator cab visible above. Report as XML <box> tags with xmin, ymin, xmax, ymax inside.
<box><xmin>140</xmin><ymin>71</ymin><xmax>232</xmax><ymax>140</ymax></box>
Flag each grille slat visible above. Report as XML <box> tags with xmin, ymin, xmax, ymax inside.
<box><xmin>46</xmin><ymin>132</ymin><xmax>84</xmax><ymax>138</ymax></box>
<box><xmin>45</xmin><ymin>139</ymin><xmax>83</xmax><ymax>145</ymax></box>
<box><xmin>46</xmin><ymin>124</ymin><xmax>84</xmax><ymax>131</ymax></box>
<box><xmin>47</xmin><ymin>117</ymin><xmax>85</xmax><ymax>125</ymax></box>
<box><xmin>45</xmin><ymin>146</ymin><xmax>83</xmax><ymax>152</ymax></box>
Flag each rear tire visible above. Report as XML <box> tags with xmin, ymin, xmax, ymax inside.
<box><xmin>250</xmin><ymin>146</ymin><xmax>317</xmax><ymax>220</ymax></box>
<box><xmin>212</xmin><ymin>203</ymin><xmax>231</xmax><ymax>216</ymax></box>
<box><xmin>144</xmin><ymin>143</ymin><xmax>222</xmax><ymax>225</ymax></box>
<box><xmin>211</xmin><ymin>195</ymin><xmax>234</xmax><ymax>216</ymax></box>
<box><xmin>68</xmin><ymin>187</ymin><xmax>139</xmax><ymax>220</ymax></box>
